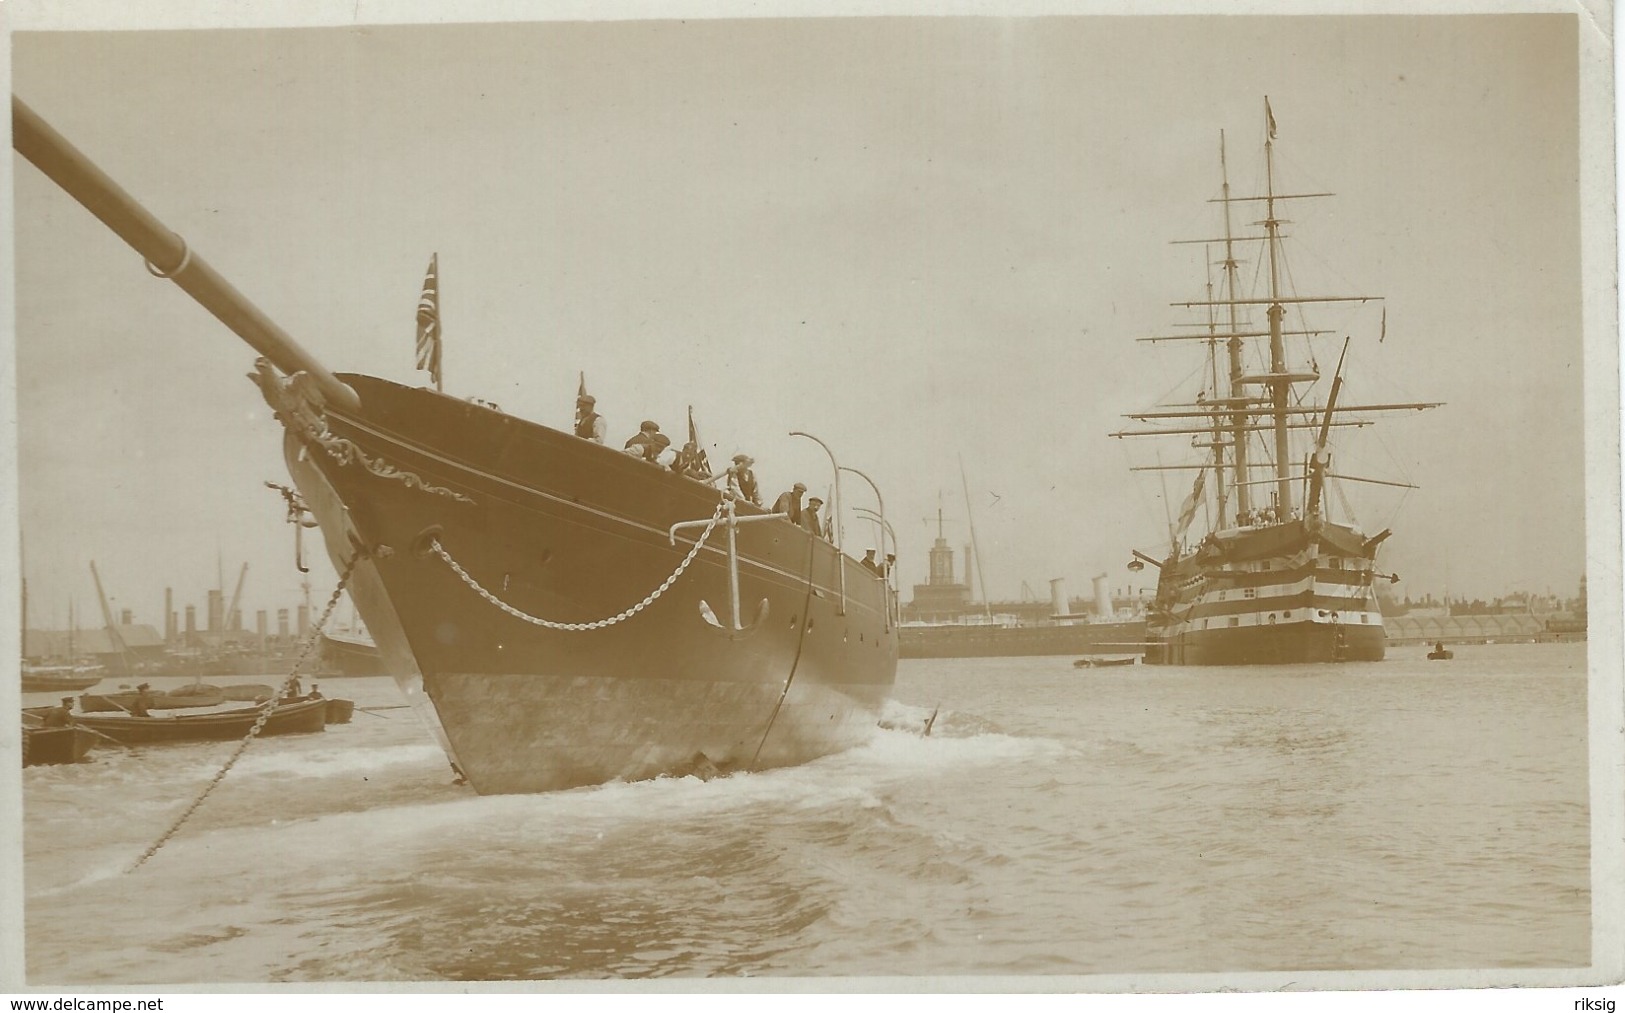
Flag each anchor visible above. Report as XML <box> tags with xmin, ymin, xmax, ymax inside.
<box><xmin>266</xmin><ymin>481</ymin><xmax>320</xmax><ymax>573</ymax></box>
<box><xmin>670</xmin><ymin>494</ymin><xmax>789</xmax><ymax>638</ymax></box>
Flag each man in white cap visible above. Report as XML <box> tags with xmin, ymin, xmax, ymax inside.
<box><xmin>772</xmin><ymin>482</ymin><xmax>806</xmax><ymax>524</ymax></box>
<box><xmin>727</xmin><ymin>454</ymin><xmax>761</xmax><ymax>506</ymax></box>
<box><xmin>574</xmin><ymin>394</ymin><xmax>605</xmax><ymax>444</ymax></box>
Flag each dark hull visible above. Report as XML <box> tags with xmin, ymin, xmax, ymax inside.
<box><xmin>1147</xmin><ymin>618</ymin><xmax>1386</xmax><ymax>665</ymax></box>
<box><xmin>277</xmin><ymin>373</ymin><xmax>897</xmax><ymax>795</ymax></box>
<box><xmin>22</xmin><ymin>725</ymin><xmax>97</xmax><ymax>765</ymax></box>
<box><xmin>73</xmin><ymin>698</ymin><xmax>329</xmax><ymax>744</ymax></box>
<box><xmin>21</xmin><ymin>672</ymin><xmax>104</xmax><ymax>693</ymax></box>
<box><xmin>899</xmin><ymin>620</ymin><xmax>1147</xmax><ymax>659</ymax></box>
<box><xmin>319</xmin><ymin>634</ymin><xmax>388</xmax><ymax>676</ymax></box>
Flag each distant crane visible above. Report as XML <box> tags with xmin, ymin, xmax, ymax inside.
<box><xmin>226</xmin><ymin>562</ymin><xmax>249</xmax><ymax>632</ymax></box>
<box><xmin>89</xmin><ymin>560</ymin><xmax>131</xmax><ymax>676</ymax></box>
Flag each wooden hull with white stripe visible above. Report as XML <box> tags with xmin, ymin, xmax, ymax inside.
<box><xmin>1144</xmin><ymin>518</ymin><xmax>1387</xmax><ymax>666</ymax></box>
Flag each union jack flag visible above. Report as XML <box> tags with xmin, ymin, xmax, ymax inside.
<box><xmin>415</xmin><ymin>254</ymin><xmax>441</xmax><ymax>389</ymax></box>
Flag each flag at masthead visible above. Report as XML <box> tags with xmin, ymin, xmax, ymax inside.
<box><xmin>415</xmin><ymin>253</ymin><xmax>442</xmax><ymax>391</ymax></box>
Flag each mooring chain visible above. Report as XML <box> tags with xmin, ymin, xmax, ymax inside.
<box><xmin>130</xmin><ymin>549</ymin><xmax>366</xmax><ymax>873</ymax></box>
<box><xmin>430</xmin><ymin>498</ymin><xmax>727</xmax><ymax>632</ymax></box>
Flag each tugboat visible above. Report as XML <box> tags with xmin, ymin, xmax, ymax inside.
<box><xmin>13</xmin><ymin>95</ymin><xmax>897</xmax><ymax>794</ymax></box>
<box><xmin>1114</xmin><ymin>100</ymin><xmax>1440</xmax><ymax>666</ymax></box>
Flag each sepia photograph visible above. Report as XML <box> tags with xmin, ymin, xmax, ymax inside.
<box><xmin>3</xmin><ymin>0</ymin><xmax>1620</xmax><ymax>996</ymax></box>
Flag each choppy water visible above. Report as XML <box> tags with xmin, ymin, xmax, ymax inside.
<box><xmin>21</xmin><ymin>642</ymin><xmax>1590</xmax><ymax>984</ymax></box>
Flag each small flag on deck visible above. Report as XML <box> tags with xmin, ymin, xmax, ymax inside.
<box><xmin>687</xmin><ymin>405</ymin><xmax>710</xmax><ymax>474</ymax></box>
<box><xmin>415</xmin><ymin>253</ymin><xmax>442</xmax><ymax>390</ymax></box>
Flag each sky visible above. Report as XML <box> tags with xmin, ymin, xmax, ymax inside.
<box><xmin>3</xmin><ymin>7</ymin><xmax>1605</xmax><ymax>634</ymax></box>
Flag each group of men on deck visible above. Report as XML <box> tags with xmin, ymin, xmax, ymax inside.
<box><xmin>573</xmin><ymin>392</ymin><xmax>892</xmax><ymax>573</ymax></box>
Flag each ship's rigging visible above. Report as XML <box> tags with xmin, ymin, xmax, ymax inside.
<box><xmin>1113</xmin><ymin>101</ymin><xmax>1441</xmax><ymax>549</ymax></box>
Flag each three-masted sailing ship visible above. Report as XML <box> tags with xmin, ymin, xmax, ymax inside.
<box><xmin>1114</xmin><ymin>101</ymin><xmax>1439</xmax><ymax>665</ymax></box>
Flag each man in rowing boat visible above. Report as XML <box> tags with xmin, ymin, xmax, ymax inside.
<box><xmin>132</xmin><ymin>683</ymin><xmax>154</xmax><ymax>717</ymax></box>
<box><xmin>43</xmin><ymin>697</ymin><xmax>74</xmax><ymax>727</ymax></box>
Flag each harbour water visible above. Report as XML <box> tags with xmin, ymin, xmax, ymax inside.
<box><xmin>21</xmin><ymin>641</ymin><xmax>1590</xmax><ymax>984</ymax></box>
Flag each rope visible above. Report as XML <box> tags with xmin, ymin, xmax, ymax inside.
<box><xmin>129</xmin><ymin>549</ymin><xmax>365</xmax><ymax>872</ymax></box>
<box><xmin>750</xmin><ymin>536</ymin><xmax>819</xmax><ymax>767</ymax></box>
<box><xmin>430</xmin><ymin>498</ymin><xmax>728</xmax><ymax>631</ymax></box>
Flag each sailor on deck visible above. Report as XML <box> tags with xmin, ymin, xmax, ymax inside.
<box><xmin>727</xmin><ymin>455</ymin><xmax>762</xmax><ymax>507</ymax></box>
<box><xmin>624</xmin><ymin>420</ymin><xmax>672</xmax><ymax>464</ymax></box>
<box><xmin>772</xmin><ymin>483</ymin><xmax>806</xmax><ymax>524</ymax></box>
<box><xmin>802</xmin><ymin>496</ymin><xmax>825</xmax><ymax>538</ymax></box>
<box><xmin>574</xmin><ymin>395</ymin><xmax>606</xmax><ymax>444</ymax></box>
<box><xmin>672</xmin><ymin>441</ymin><xmax>712</xmax><ymax>481</ymax></box>
<box><xmin>861</xmin><ymin>549</ymin><xmax>883</xmax><ymax>576</ymax></box>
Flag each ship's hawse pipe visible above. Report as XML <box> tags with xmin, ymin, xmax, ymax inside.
<box><xmin>11</xmin><ymin>96</ymin><xmax>360</xmax><ymax>413</ymax></box>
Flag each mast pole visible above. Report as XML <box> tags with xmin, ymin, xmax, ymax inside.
<box><xmin>958</xmin><ymin>457</ymin><xmax>992</xmax><ymax>617</ymax></box>
<box><xmin>1263</xmin><ymin>98</ymin><xmax>1293</xmax><ymax>516</ymax></box>
<box><xmin>1219</xmin><ymin>131</ymin><xmax>1251</xmax><ymax>523</ymax></box>
<box><xmin>1204</xmin><ymin>250</ymin><xmax>1228</xmax><ymax>526</ymax></box>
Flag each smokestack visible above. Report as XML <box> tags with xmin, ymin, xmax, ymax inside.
<box><xmin>207</xmin><ymin>588</ymin><xmax>223</xmax><ymax>632</ymax></box>
<box><xmin>963</xmin><ymin>544</ymin><xmax>974</xmax><ymax>595</ymax></box>
<box><xmin>119</xmin><ymin>608</ymin><xmax>132</xmax><ymax>626</ymax></box>
<box><xmin>1093</xmin><ymin>574</ymin><xmax>1112</xmax><ymax>619</ymax></box>
<box><xmin>277</xmin><ymin>608</ymin><xmax>290</xmax><ymax>638</ymax></box>
<box><xmin>164</xmin><ymin>587</ymin><xmax>175</xmax><ymax>644</ymax></box>
<box><xmin>184</xmin><ymin>605</ymin><xmax>197</xmax><ymax>638</ymax></box>
<box><xmin>297</xmin><ymin>605</ymin><xmax>310</xmax><ymax>637</ymax></box>
<box><xmin>1050</xmin><ymin>578</ymin><xmax>1069</xmax><ymax>618</ymax></box>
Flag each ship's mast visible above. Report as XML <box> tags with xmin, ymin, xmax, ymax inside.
<box><xmin>959</xmin><ymin>458</ymin><xmax>992</xmax><ymax>617</ymax></box>
<box><xmin>1263</xmin><ymin>98</ymin><xmax>1293</xmax><ymax>516</ymax></box>
<box><xmin>1114</xmin><ymin>100</ymin><xmax>1440</xmax><ymax>537</ymax></box>
<box><xmin>1218</xmin><ymin>130</ymin><xmax>1250</xmax><ymax>524</ymax></box>
<box><xmin>1203</xmin><ymin>261</ymin><xmax>1227</xmax><ymax>527</ymax></box>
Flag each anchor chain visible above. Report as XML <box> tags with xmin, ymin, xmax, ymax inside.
<box><xmin>130</xmin><ymin>549</ymin><xmax>365</xmax><ymax>872</ymax></box>
<box><xmin>430</xmin><ymin>498</ymin><xmax>728</xmax><ymax>631</ymax></box>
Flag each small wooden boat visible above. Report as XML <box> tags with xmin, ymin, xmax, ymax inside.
<box><xmin>21</xmin><ymin>665</ymin><xmax>105</xmax><ymax>693</ymax></box>
<box><xmin>80</xmin><ymin>684</ymin><xmax>227</xmax><ymax>713</ymax></box>
<box><xmin>283</xmin><ymin>693</ymin><xmax>355</xmax><ymax>724</ymax></box>
<box><xmin>1426</xmin><ymin>642</ymin><xmax>1454</xmax><ymax>661</ymax></box>
<box><xmin>321</xmin><ymin>698</ymin><xmax>355</xmax><ymax>724</ymax></box>
<box><xmin>1073</xmin><ymin>656</ymin><xmax>1139</xmax><ymax>668</ymax></box>
<box><xmin>71</xmin><ymin>697</ymin><xmax>329</xmax><ymax>745</ymax></box>
<box><xmin>21</xmin><ymin>723</ymin><xmax>99</xmax><ymax>766</ymax></box>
